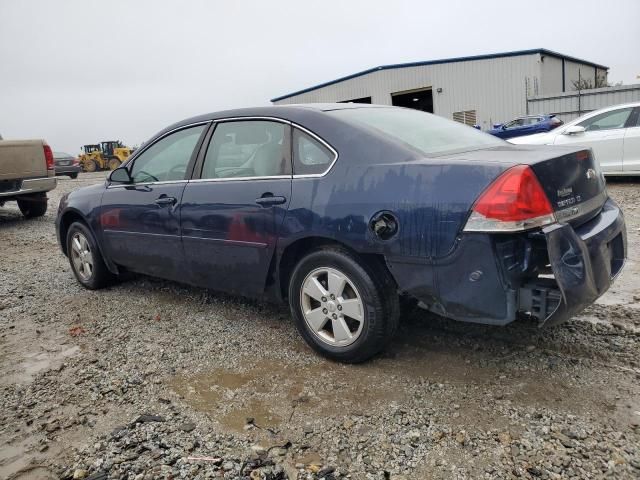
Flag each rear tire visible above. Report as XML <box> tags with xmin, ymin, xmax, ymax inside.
<box><xmin>69</xmin><ymin>172</ymin><xmax>78</xmax><ymax>179</ymax></box>
<box><xmin>66</xmin><ymin>221</ymin><xmax>115</xmax><ymax>289</ymax></box>
<box><xmin>288</xmin><ymin>247</ymin><xmax>399</xmax><ymax>363</ymax></box>
<box><xmin>17</xmin><ymin>193</ymin><xmax>47</xmax><ymax>218</ymax></box>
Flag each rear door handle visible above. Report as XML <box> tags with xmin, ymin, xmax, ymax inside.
<box><xmin>255</xmin><ymin>194</ymin><xmax>287</xmax><ymax>207</ymax></box>
<box><xmin>155</xmin><ymin>196</ymin><xmax>177</xmax><ymax>206</ymax></box>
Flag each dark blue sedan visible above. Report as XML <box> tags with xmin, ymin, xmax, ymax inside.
<box><xmin>56</xmin><ymin>105</ymin><xmax>626</xmax><ymax>362</ymax></box>
<box><xmin>488</xmin><ymin>114</ymin><xmax>563</xmax><ymax>139</ymax></box>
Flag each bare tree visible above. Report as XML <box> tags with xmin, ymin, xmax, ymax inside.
<box><xmin>571</xmin><ymin>72</ymin><xmax>610</xmax><ymax>90</ymax></box>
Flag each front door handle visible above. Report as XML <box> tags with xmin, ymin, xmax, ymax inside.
<box><xmin>255</xmin><ymin>193</ymin><xmax>287</xmax><ymax>207</ymax></box>
<box><xmin>155</xmin><ymin>196</ymin><xmax>177</xmax><ymax>206</ymax></box>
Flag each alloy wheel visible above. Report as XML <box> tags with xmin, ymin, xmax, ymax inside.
<box><xmin>300</xmin><ymin>267</ymin><xmax>364</xmax><ymax>347</ymax></box>
<box><xmin>70</xmin><ymin>232</ymin><xmax>94</xmax><ymax>281</ymax></box>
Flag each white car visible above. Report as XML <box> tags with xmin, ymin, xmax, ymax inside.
<box><xmin>509</xmin><ymin>102</ymin><xmax>640</xmax><ymax>175</ymax></box>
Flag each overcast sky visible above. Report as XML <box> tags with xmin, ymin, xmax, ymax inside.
<box><xmin>1</xmin><ymin>0</ymin><xmax>638</xmax><ymax>154</ymax></box>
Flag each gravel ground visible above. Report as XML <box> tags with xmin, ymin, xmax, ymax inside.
<box><xmin>1</xmin><ymin>172</ymin><xmax>639</xmax><ymax>480</ymax></box>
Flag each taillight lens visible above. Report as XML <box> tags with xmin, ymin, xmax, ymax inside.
<box><xmin>463</xmin><ymin>165</ymin><xmax>556</xmax><ymax>232</ymax></box>
<box><xmin>43</xmin><ymin>144</ymin><xmax>55</xmax><ymax>170</ymax></box>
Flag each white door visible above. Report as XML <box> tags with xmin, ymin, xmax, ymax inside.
<box><xmin>554</xmin><ymin>107</ymin><xmax>633</xmax><ymax>173</ymax></box>
<box><xmin>623</xmin><ymin>107</ymin><xmax>640</xmax><ymax>173</ymax></box>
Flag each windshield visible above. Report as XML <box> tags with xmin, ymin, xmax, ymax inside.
<box><xmin>329</xmin><ymin>107</ymin><xmax>503</xmax><ymax>155</ymax></box>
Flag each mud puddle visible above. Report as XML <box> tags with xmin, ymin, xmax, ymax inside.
<box><xmin>169</xmin><ymin>343</ymin><xmax>612</xmax><ymax>436</ymax></box>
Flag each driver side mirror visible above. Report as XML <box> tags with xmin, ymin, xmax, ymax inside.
<box><xmin>109</xmin><ymin>166</ymin><xmax>132</xmax><ymax>184</ymax></box>
<box><xmin>564</xmin><ymin>125</ymin><xmax>586</xmax><ymax>136</ymax></box>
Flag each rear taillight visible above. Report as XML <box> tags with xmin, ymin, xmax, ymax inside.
<box><xmin>463</xmin><ymin>165</ymin><xmax>556</xmax><ymax>232</ymax></box>
<box><xmin>43</xmin><ymin>144</ymin><xmax>55</xmax><ymax>170</ymax></box>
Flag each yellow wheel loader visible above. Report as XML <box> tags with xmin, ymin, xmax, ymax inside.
<box><xmin>78</xmin><ymin>141</ymin><xmax>133</xmax><ymax>172</ymax></box>
<box><xmin>78</xmin><ymin>144</ymin><xmax>102</xmax><ymax>172</ymax></box>
<box><xmin>100</xmin><ymin>140</ymin><xmax>133</xmax><ymax>170</ymax></box>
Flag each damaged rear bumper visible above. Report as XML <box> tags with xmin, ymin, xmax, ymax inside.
<box><xmin>387</xmin><ymin>198</ymin><xmax>626</xmax><ymax>327</ymax></box>
<box><xmin>519</xmin><ymin>198</ymin><xmax>626</xmax><ymax>326</ymax></box>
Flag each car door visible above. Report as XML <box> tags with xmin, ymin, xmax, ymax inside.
<box><xmin>100</xmin><ymin>123</ymin><xmax>208</xmax><ymax>281</ymax></box>
<box><xmin>180</xmin><ymin>119</ymin><xmax>292</xmax><ymax>297</ymax></box>
<box><xmin>623</xmin><ymin>107</ymin><xmax>640</xmax><ymax>173</ymax></box>
<box><xmin>554</xmin><ymin>107</ymin><xmax>632</xmax><ymax>172</ymax></box>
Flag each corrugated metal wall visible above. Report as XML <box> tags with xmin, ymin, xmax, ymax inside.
<box><xmin>273</xmin><ymin>53</ymin><xmax>605</xmax><ymax>130</ymax></box>
<box><xmin>527</xmin><ymin>84</ymin><xmax>640</xmax><ymax>122</ymax></box>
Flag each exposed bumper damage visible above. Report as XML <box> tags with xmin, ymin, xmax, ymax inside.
<box><xmin>519</xmin><ymin>198</ymin><xmax>626</xmax><ymax>326</ymax></box>
<box><xmin>388</xmin><ymin>198</ymin><xmax>626</xmax><ymax>327</ymax></box>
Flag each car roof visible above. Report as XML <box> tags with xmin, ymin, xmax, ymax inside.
<box><xmin>164</xmin><ymin>103</ymin><xmax>393</xmax><ymax>132</ymax></box>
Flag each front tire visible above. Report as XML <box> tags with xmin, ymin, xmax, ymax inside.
<box><xmin>83</xmin><ymin>160</ymin><xmax>97</xmax><ymax>172</ymax></box>
<box><xmin>66</xmin><ymin>222</ymin><xmax>115</xmax><ymax>289</ymax></box>
<box><xmin>108</xmin><ymin>158</ymin><xmax>121</xmax><ymax>170</ymax></box>
<box><xmin>17</xmin><ymin>193</ymin><xmax>47</xmax><ymax>218</ymax></box>
<box><xmin>288</xmin><ymin>247</ymin><xmax>399</xmax><ymax>363</ymax></box>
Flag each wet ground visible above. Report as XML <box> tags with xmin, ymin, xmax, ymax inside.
<box><xmin>1</xmin><ymin>172</ymin><xmax>639</xmax><ymax>479</ymax></box>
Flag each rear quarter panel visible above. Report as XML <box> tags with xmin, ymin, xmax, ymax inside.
<box><xmin>280</xmin><ymin>158</ymin><xmax>507</xmax><ymax>301</ymax></box>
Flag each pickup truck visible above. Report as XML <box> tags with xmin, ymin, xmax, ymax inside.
<box><xmin>0</xmin><ymin>139</ymin><xmax>57</xmax><ymax>218</ymax></box>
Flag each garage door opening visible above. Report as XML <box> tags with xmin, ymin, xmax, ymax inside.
<box><xmin>391</xmin><ymin>88</ymin><xmax>433</xmax><ymax>113</ymax></box>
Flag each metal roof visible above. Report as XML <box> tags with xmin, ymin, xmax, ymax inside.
<box><xmin>271</xmin><ymin>49</ymin><xmax>609</xmax><ymax>102</ymax></box>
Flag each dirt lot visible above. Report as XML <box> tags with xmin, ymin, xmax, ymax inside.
<box><xmin>1</xmin><ymin>172</ymin><xmax>639</xmax><ymax>480</ymax></box>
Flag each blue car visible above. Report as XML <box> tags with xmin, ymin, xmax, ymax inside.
<box><xmin>489</xmin><ymin>114</ymin><xmax>563</xmax><ymax>139</ymax></box>
<box><xmin>55</xmin><ymin>105</ymin><xmax>626</xmax><ymax>362</ymax></box>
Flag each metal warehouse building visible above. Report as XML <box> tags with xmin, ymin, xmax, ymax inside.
<box><xmin>271</xmin><ymin>49</ymin><xmax>608</xmax><ymax>129</ymax></box>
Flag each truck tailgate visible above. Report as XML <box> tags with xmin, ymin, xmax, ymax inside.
<box><xmin>0</xmin><ymin>140</ymin><xmax>47</xmax><ymax>180</ymax></box>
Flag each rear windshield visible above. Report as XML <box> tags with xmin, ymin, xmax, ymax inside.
<box><xmin>328</xmin><ymin>107</ymin><xmax>503</xmax><ymax>156</ymax></box>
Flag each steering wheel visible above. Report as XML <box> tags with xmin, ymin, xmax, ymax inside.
<box><xmin>136</xmin><ymin>170</ymin><xmax>159</xmax><ymax>182</ymax></box>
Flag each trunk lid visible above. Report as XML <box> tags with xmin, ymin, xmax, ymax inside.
<box><xmin>437</xmin><ymin>144</ymin><xmax>607</xmax><ymax>227</ymax></box>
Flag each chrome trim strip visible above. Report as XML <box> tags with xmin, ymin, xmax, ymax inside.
<box><xmin>107</xmin><ymin>116</ymin><xmax>340</xmax><ymax>188</ymax></box>
<box><xmin>208</xmin><ymin>116</ymin><xmax>339</xmax><ymax>179</ymax></box>
<box><xmin>188</xmin><ymin>176</ymin><xmax>290</xmax><ymax>184</ymax></box>
<box><xmin>106</xmin><ymin>180</ymin><xmax>187</xmax><ymax>189</ymax></box>
<box><xmin>0</xmin><ymin>177</ymin><xmax>57</xmax><ymax>197</ymax></box>
<box><xmin>182</xmin><ymin>235</ymin><xmax>268</xmax><ymax>248</ymax></box>
<box><xmin>103</xmin><ymin>229</ymin><xmax>179</xmax><ymax>238</ymax></box>
<box><xmin>291</xmin><ymin>123</ymin><xmax>339</xmax><ymax>179</ymax></box>
<box><xmin>463</xmin><ymin>211</ymin><xmax>557</xmax><ymax>233</ymax></box>
<box><xmin>120</xmin><ymin>121</ymin><xmax>211</xmax><ymax>170</ymax></box>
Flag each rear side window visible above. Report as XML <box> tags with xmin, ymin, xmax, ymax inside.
<box><xmin>201</xmin><ymin>121</ymin><xmax>290</xmax><ymax>179</ymax></box>
<box><xmin>293</xmin><ymin>129</ymin><xmax>335</xmax><ymax>176</ymax></box>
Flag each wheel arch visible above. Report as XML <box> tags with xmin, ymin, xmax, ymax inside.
<box><xmin>275</xmin><ymin>236</ymin><xmax>395</xmax><ymax>302</ymax></box>
<box><xmin>58</xmin><ymin>209</ymin><xmax>118</xmax><ymax>274</ymax></box>
<box><xmin>58</xmin><ymin>208</ymin><xmax>87</xmax><ymax>256</ymax></box>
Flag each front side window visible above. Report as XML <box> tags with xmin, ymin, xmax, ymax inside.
<box><xmin>578</xmin><ymin>108</ymin><xmax>633</xmax><ymax>132</ymax></box>
<box><xmin>130</xmin><ymin>125</ymin><xmax>206</xmax><ymax>183</ymax></box>
<box><xmin>293</xmin><ymin>129</ymin><xmax>334</xmax><ymax>175</ymax></box>
<box><xmin>504</xmin><ymin>118</ymin><xmax>525</xmax><ymax>129</ymax></box>
<box><xmin>201</xmin><ymin>121</ymin><xmax>290</xmax><ymax>179</ymax></box>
